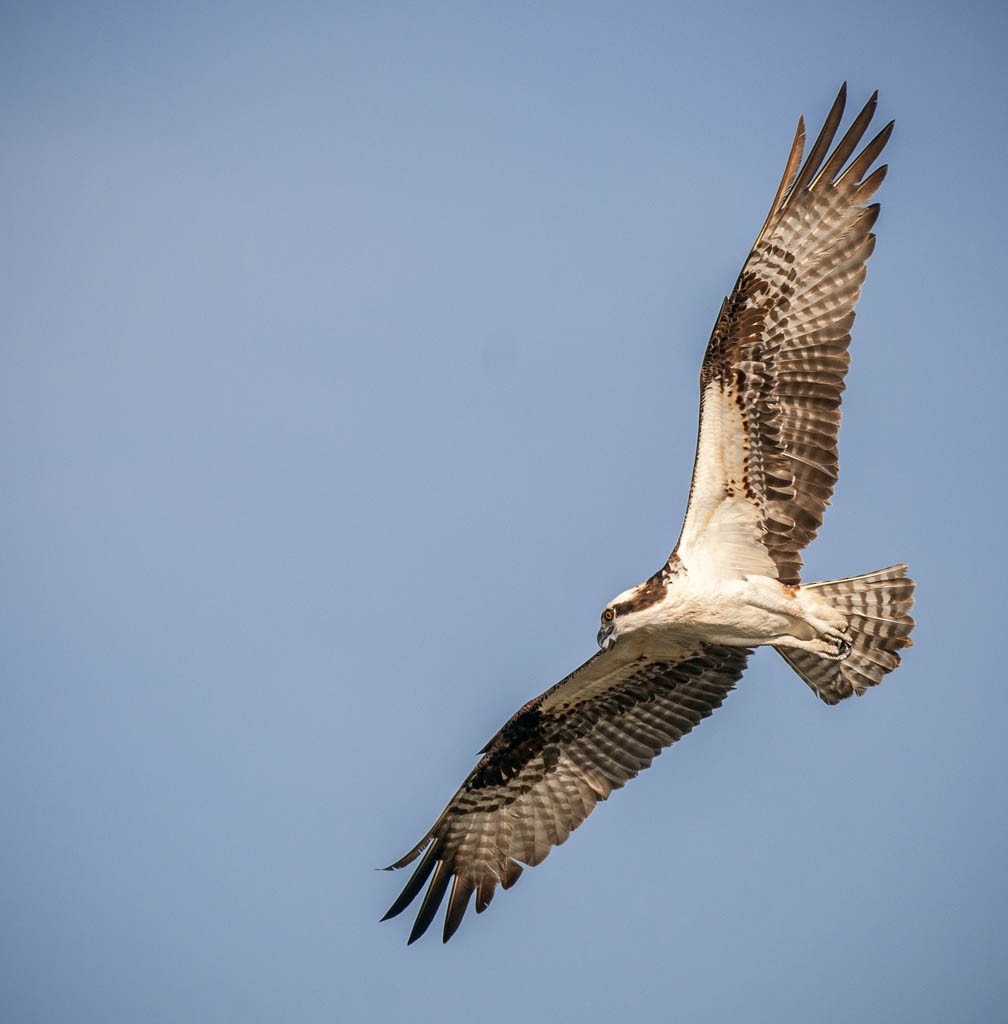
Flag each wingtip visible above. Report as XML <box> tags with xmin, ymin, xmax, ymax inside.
<box><xmin>382</xmin><ymin>834</ymin><xmax>435</xmax><ymax>872</ymax></box>
<box><xmin>833</xmin><ymin>81</ymin><xmax>848</xmax><ymax>114</ymax></box>
<box><xmin>406</xmin><ymin>908</ymin><xmax>436</xmax><ymax>944</ymax></box>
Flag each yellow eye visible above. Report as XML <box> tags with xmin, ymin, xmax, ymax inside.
<box><xmin>603</xmin><ymin>608</ymin><xmax>614</xmax><ymax>622</ymax></box>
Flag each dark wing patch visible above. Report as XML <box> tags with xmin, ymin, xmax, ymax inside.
<box><xmin>381</xmin><ymin>643</ymin><xmax>749</xmax><ymax>943</ymax></box>
<box><xmin>680</xmin><ymin>85</ymin><xmax>892</xmax><ymax>584</ymax></box>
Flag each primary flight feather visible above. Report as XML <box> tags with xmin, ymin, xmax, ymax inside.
<box><xmin>382</xmin><ymin>85</ymin><xmax>915</xmax><ymax>944</ymax></box>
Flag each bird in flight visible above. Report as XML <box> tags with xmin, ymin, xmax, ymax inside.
<box><xmin>382</xmin><ymin>85</ymin><xmax>915</xmax><ymax>945</ymax></box>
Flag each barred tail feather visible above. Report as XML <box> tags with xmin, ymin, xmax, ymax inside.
<box><xmin>777</xmin><ymin>564</ymin><xmax>915</xmax><ymax>705</ymax></box>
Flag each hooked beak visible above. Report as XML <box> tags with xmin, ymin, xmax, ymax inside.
<box><xmin>597</xmin><ymin>622</ymin><xmax>615</xmax><ymax>651</ymax></box>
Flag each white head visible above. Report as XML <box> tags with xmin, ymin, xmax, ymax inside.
<box><xmin>596</xmin><ymin>573</ymin><xmax>670</xmax><ymax>651</ymax></box>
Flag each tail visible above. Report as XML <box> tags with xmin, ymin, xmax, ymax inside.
<box><xmin>776</xmin><ymin>564</ymin><xmax>916</xmax><ymax>705</ymax></box>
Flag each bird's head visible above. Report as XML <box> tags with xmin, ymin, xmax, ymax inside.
<box><xmin>596</xmin><ymin>572</ymin><xmax>669</xmax><ymax>651</ymax></box>
<box><xmin>596</xmin><ymin>605</ymin><xmax>617</xmax><ymax>650</ymax></box>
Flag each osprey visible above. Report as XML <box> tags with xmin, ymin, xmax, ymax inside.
<box><xmin>382</xmin><ymin>85</ymin><xmax>915</xmax><ymax>944</ymax></box>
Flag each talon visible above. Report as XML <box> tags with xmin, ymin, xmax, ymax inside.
<box><xmin>835</xmin><ymin>637</ymin><xmax>852</xmax><ymax>658</ymax></box>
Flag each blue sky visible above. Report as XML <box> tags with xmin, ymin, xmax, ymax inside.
<box><xmin>3</xmin><ymin>2</ymin><xmax>1006</xmax><ymax>1021</ymax></box>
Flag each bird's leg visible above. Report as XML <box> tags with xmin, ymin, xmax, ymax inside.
<box><xmin>738</xmin><ymin>576</ymin><xmax>851</xmax><ymax>658</ymax></box>
<box><xmin>778</xmin><ymin>633</ymin><xmax>852</xmax><ymax>660</ymax></box>
<box><xmin>793</xmin><ymin>590</ymin><xmax>851</xmax><ymax>655</ymax></box>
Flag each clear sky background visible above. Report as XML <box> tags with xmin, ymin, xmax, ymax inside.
<box><xmin>3</xmin><ymin>2</ymin><xmax>1006</xmax><ymax>1021</ymax></box>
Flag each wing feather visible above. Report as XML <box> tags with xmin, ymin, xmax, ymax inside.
<box><xmin>673</xmin><ymin>85</ymin><xmax>892</xmax><ymax>584</ymax></box>
<box><xmin>382</xmin><ymin>643</ymin><xmax>749</xmax><ymax>942</ymax></box>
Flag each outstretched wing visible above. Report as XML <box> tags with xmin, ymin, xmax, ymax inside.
<box><xmin>673</xmin><ymin>85</ymin><xmax>892</xmax><ymax>585</ymax></box>
<box><xmin>382</xmin><ymin>642</ymin><xmax>749</xmax><ymax>943</ymax></box>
